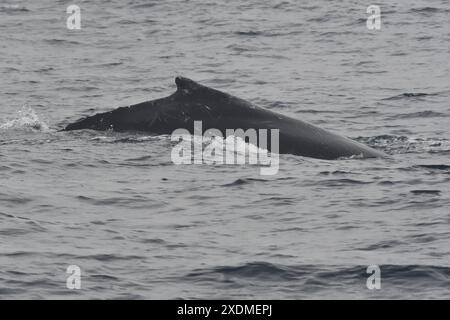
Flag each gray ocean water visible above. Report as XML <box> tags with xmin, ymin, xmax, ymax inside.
<box><xmin>1</xmin><ymin>0</ymin><xmax>449</xmax><ymax>299</ymax></box>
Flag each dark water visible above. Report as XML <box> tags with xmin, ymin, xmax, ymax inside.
<box><xmin>1</xmin><ymin>0</ymin><xmax>449</xmax><ymax>299</ymax></box>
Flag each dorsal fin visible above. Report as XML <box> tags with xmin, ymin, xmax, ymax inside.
<box><xmin>175</xmin><ymin>76</ymin><xmax>204</xmax><ymax>94</ymax></box>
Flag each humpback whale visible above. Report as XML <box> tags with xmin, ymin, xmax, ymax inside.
<box><xmin>64</xmin><ymin>77</ymin><xmax>385</xmax><ymax>160</ymax></box>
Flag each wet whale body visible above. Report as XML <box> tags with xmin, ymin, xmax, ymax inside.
<box><xmin>64</xmin><ymin>77</ymin><xmax>385</xmax><ymax>160</ymax></box>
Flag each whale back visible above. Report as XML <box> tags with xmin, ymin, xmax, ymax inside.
<box><xmin>64</xmin><ymin>77</ymin><xmax>386</xmax><ymax>159</ymax></box>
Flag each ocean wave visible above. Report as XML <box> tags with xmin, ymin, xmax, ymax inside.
<box><xmin>317</xmin><ymin>178</ymin><xmax>371</xmax><ymax>186</ymax></box>
<box><xmin>186</xmin><ymin>262</ymin><xmax>450</xmax><ymax>289</ymax></box>
<box><xmin>410</xmin><ymin>190</ymin><xmax>441</xmax><ymax>195</ymax></box>
<box><xmin>413</xmin><ymin>164</ymin><xmax>450</xmax><ymax>174</ymax></box>
<box><xmin>130</xmin><ymin>2</ymin><xmax>157</xmax><ymax>9</ymax></box>
<box><xmin>43</xmin><ymin>39</ymin><xmax>82</xmax><ymax>46</ymax></box>
<box><xmin>187</xmin><ymin>262</ymin><xmax>302</xmax><ymax>282</ymax></box>
<box><xmin>357</xmin><ymin>135</ymin><xmax>450</xmax><ymax>155</ymax></box>
<box><xmin>0</xmin><ymin>4</ymin><xmax>29</xmax><ymax>13</ymax></box>
<box><xmin>221</xmin><ymin>178</ymin><xmax>268</xmax><ymax>187</ymax></box>
<box><xmin>86</xmin><ymin>134</ymin><xmax>168</xmax><ymax>144</ymax></box>
<box><xmin>390</xmin><ymin>111</ymin><xmax>448</xmax><ymax>119</ymax></box>
<box><xmin>416</xmin><ymin>164</ymin><xmax>450</xmax><ymax>172</ymax></box>
<box><xmin>382</xmin><ymin>93</ymin><xmax>436</xmax><ymax>100</ymax></box>
<box><xmin>410</xmin><ymin>7</ymin><xmax>443</xmax><ymax>14</ymax></box>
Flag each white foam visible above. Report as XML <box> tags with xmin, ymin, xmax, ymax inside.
<box><xmin>173</xmin><ymin>134</ymin><xmax>276</xmax><ymax>161</ymax></box>
<box><xmin>0</xmin><ymin>106</ymin><xmax>50</xmax><ymax>132</ymax></box>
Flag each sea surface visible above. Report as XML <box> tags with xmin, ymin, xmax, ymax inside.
<box><xmin>0</xmin><ymin>0</ymin><xmax>449</xmax><ymax>299</ymax></box>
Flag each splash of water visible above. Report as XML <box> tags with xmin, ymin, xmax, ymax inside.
<box><xmin>0</xmin><ymin>106</ymin><xmax>49</xmax><ymax>132</ymax></box>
